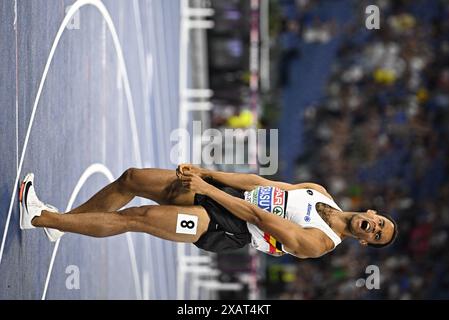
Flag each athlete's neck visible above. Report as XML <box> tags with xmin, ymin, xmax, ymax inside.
<box><xmin>315</xmin><ymin>203</ymin><xmax>353</xmax><ymax>239</ymax></box>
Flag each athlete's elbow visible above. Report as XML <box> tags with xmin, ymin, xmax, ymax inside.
<box><xmin>248</xmin><ymin>213</ymin><xmax>262</xmax><ymax>226</ymax></box>
<box><xmin>249</xmin><ymin>208</ymin><xmax>264</xmax><ymax>227</ymax></box>
<box><xmin>248</xmin><ymin>174</ymin><xmax>265</xmax><ymax>188</ymax></box>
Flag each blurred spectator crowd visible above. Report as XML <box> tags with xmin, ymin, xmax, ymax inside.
<box><xmin>267</xmin><ymin>0</ymin><xmax>449</xmax><ymax>299</ymax></box>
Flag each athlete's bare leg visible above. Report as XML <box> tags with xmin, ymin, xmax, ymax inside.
<box><xmin>33</xmin><ymin>204</ymin><xmax>210</xmax><ymax>242</ymax></box>
<box><xmin>68</xmin><ymin>168</ymin><xmax>195</xmax><ymax>214</ymax></box>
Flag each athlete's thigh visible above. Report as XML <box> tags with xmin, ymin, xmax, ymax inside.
<box><xmin>127</xmin><ymin>168</ymin><xmax>195</xmax><ymax>205</ymax></box>
<box><xmin>132</xmin><ymin>205</ymin><xmax>210</xmax><ymax>243</ymax></box>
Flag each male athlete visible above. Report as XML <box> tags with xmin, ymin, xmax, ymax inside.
<box><xmin>19</xmin><ymin>164</ymin><xmax>397</xmax><ymax>258</ymax></box>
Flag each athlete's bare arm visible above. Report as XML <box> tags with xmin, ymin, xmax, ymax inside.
<box><xmin>180</xmin><ymin>171</ymin><xmax>334</xmax><ymax>258</ymax></box>
<box><xmin>177</xmin><ymin>164</ymin><xmax>333</xmax><ymax>199</ymax></box>
<box><xmin>177</xmin><ymin>164</ymin><xmax>268</xmax><ymax>191</ymax></box>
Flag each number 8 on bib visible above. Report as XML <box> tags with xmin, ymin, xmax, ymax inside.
<box><xmin>176</xmin><ymin>214</ymin><xmax>199</xmax><ymax>235</ymax></box>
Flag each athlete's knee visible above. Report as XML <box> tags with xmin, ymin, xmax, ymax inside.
<box><xmin>125</xmin><ymin>206</ymin><xmax>156</xmax><ymax>230</ymax></box>
<box><xmin>117</xmin><ymin>167</ymin><xmax>140</xmax><ymax>191</ymax></box>
<box><xmin>141</xmin><ymin>205</ymin><xmax>159</xmax><ymax>220</ymax></box>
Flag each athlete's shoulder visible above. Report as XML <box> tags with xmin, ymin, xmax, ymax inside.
<box><xmin>288</xmin><ymin>183</ymin><xmax>333</xmax><ymax>199</ymax></box>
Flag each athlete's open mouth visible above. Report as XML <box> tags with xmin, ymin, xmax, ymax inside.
<box><xmin>361</xmin><ymin>220</ymin><xmax>371</xmax><ymax>232</ymax></box>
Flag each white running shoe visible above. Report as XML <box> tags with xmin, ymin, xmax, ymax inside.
<box><xmin>19</xmin><ymin>174</ymin><xmax>65</xmax><ymax>241</ymax></box>
<box><xmin>19</xmin><ymin>173</ymin><xmax>43</xmax><ymax>229</ymax></box>
<box><xmin>43</xmin><ymin>204</ymin><xmax>65</xmax><ymax>242</ymax></box>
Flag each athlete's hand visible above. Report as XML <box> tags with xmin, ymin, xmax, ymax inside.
<box><xmin>179</xmin><ymin>171</ymin><xmax>209</xmax><ymax>194</ymax></box>
<box><xmin>176</xmin><ymin>163</ymin><xmax>206</xmax><ymax>179</ymax></box>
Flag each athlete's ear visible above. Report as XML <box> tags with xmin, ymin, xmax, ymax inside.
<box><xmin>359</xmin><ymin>239</ymin><xmax>368</xmax><ymax>246</ymax></box>
<box><xmin>366</xmin><ymin>209</ymin><xmax>377</xmax><ymax>217</ymax></box>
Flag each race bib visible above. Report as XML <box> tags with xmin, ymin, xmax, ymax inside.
<box><xmin>176</xmin><ymin>214</ymin><xmax>199</xmax><ymax>235</ymax></box>
<box><xmin>244</xmin><ymin>186</ymin><xmax>286</xmax><ymax>217</ymax></box>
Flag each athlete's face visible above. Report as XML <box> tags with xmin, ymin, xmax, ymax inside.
<box><xmin>348</xmin><ymin>210</ymin><xmax>395</xmax><ymax>246</ymax></box>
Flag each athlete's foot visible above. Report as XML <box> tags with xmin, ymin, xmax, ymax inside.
<box><xmin>19</xmin><ymin>173</ymin><xmax>44</xmax><ymax>229</ymax></box>
<box><xmin>19</xmin><ymin>173</ymin><xmax>65</xmax><ymax>241</ymax></box>
<box><xmin>42</xmin><ymin>205</ymin><xmax>65</xmax><ymax>242</ymax></box>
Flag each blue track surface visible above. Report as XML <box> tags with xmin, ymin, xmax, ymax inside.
<box><xmin>0</xmin><ymin>0</ymin><xmax>181</xmax><ymax>299</ymax></box>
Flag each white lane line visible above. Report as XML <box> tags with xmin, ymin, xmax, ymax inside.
<box><xmin>161</xmin><ymin>3</ymin><xmax>176</xmax><ymax>132</ymax></box>
<box><xmin>142</xmin><ymin>270</ymin><xmax>150</xmax><ymax>300</ymax></box>
<box><xmin>145</xmin><ymin>53</ymin><xmax>155</xmax><ymax>166</ymax></box>
<box><xmin>42</xmin><ymin>164</ymin><xmax>123</xmax><ymax>298</ymax></box>
<box><xmin>13</xmin><ymin>0</ymin><xmax>17</xmax><ymax>29</ymax></box>
<box><xmin>132</xmin><ymin>0</ymin><xmax>162</xmax><ymax>300</ymax></box>
<box><xmin>154</xmin><ymin>1</ymin><xmax>171</xmax><ymax>168</ymax></box>
<box><xmin>147</xmin><ymin>2</ymin><xmax>167</xmax><ymax>168</ymax></box>
<box><xmin>147</xmin><ymin>2</ymin><xmax>173</xmax><ymax>299</ymax></box>
<box><xmin>0</xmin><ymin>2</ymin><xmax>82</xmax><ymax>267</ymax></box>
<box><xmin>15</xmin><ymin>0</ymin><xmax>19</xmax><ymax>172</ymax></box>
<box><xmin>97</xmin><ymin>0</ymin><xmax>142</xmax><ymax>166</ymax></box>
<box><xmin>132</xmin><ymin>0</ymin><xmax>155</xmax><ymax>159</ymax></box>
<box><xmin>142</xmin><ymin>1</ymin><xmax>162</xmax><ymax>171</ymax></box>
<box><xmin>159</xmin><ymin>4</ymin><xmax>178</xmax><ymax>297</ymax></box>
<box><xmin>0</xmin><ymin>0</ymin><xmax>143</xmax><ymax>300</ymax></box>
<box><xmin>177</xmin><ymin>0</ymin><xmax>191</xmax><ymax>300</ymax></box>
<box><xmin>101</xmin><ymin>17</ymin><xmax>106</xmax><ymax>69</ymax></box>
<box><xmin>41</xmin><ymin>164</ymin><xmax>142</xmax><ymax>300</ymax></box>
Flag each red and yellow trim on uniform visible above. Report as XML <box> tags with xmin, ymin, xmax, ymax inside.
<box><xmin>263</xmin><ymin>233</ymin><xmax>283</xmax><ymax>254</ymax></box>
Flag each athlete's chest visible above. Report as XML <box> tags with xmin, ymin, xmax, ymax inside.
<box><xmin>283</xmin><ymin>189</ymin><xmax>325</xmax><ymax>224</ymax></box>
